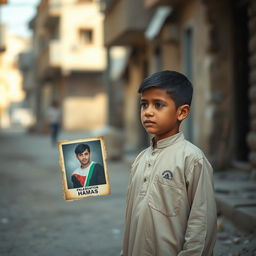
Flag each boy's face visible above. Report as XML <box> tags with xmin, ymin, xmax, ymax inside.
<box><xmin>140</xmin><ymin>88</ymin><xmax>189</xmax><ymax>141</ymax></box>
<box><xmin>76</xmin><ymin>149</ymin><xmax>91</xmax><ymax>168</ymax></box>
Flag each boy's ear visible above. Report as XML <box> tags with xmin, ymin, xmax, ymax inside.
<box><xmin>177</xmin><ymin>104</ymin><xmax>190</xmax><ymax>121</ymax></box>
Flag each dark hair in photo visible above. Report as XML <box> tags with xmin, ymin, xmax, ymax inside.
<box><xmin>75</xmin><ymin>144</ymin><xmax>90</xmax><ymax>155</ymax></box>
<box><xmin>138</xmin><ymin>70</ymin><xmax>193</xmax><ymax>107</ymax></box>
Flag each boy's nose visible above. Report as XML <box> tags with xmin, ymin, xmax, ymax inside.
<box><xmin>144</xmin><ymin>107</ymin><xmax>154</xmax><ymax>116</ymax></box>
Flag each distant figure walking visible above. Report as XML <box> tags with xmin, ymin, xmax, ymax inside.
<box><xmin>47</xmin><ymin>101</ymin><xmax>61</xmax><ymax>146</ymax></box>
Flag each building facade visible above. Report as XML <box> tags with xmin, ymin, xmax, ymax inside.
<box><xmin>102</xmin><ymin>0</ymin><xmax>255</xmax><ymax>171</ymax></box>
<box><xmin>30</xmin><ymin>0</ymin><xmax>107</xmax><ymax>132</ymax></box>
<box><xmin>0</xmin><ymin>31</ymin><xmax>29</xmax><ymax>128</ymax></box>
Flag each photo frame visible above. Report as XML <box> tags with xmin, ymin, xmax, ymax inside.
<box><xmin>58</xmin><ymin>136</ymin><xmax>110</xmax><ymax>201</ymax></box>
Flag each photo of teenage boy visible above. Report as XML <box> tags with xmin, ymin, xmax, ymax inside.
<box><xmin>71</xmin><ymin>143</ymin><xmax>106</xmax><ymax>188</ymax></box>
<box><xmin>121</xmin><ymin>70</ymin><xmax>217</xmax><ymax>256</ymax></box>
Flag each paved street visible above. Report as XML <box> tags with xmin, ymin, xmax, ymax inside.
<box><xmin>0</xmin><ymin>129</ymin><xmax>130</xmax><ymax>256</ymax></box>
<box><xmin>0</xmin><ymin>129</ymin><xmax>255</xmax><ymax>256</ymax></box>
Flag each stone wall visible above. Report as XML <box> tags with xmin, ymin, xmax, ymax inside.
<box><xmin>248</xmin><ymin>0</ymin><xmax>256</xmax><ymax>171</ymax></box>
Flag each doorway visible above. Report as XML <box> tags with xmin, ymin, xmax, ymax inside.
<box><xmin>183</xmin><ymin>26</ymin><xmax>194</xmax><ymax>143</ymax></box>
<box><xmin>233</xmin><ymin>1</ymin><xmax>250</xmax><ymax>161</ymax></box>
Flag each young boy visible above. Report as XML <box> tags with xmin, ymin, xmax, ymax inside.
<box><xmin>122</xmin><ymin>70</ymin><xmax>217</xmax><ymax>256</ymax></box>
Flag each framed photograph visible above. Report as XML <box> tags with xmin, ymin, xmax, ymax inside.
<box><xmin>58</xmin><ymin>136</ymin><xmax>110</xmax><ymax>201</ymax></box>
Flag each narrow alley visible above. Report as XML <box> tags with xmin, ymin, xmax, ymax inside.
<box><xmin>0</xmin><ymin>129</ymin><xmax>255</xmax><ymax>256</ymax></box>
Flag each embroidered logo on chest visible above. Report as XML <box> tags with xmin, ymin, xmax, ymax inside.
<box><xmin>162</xmin><ymin>170</ymin><xmax>173</xmax><ymax>180</ymax></box>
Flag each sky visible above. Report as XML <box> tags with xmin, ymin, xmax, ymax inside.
<box><xmin>0</xmin><ymin>0</ymin><xmax>40</xmax><ymax>38</ymax></box>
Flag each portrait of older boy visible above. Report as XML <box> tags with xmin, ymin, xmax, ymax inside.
<box><xmin>71</xmin><ymin>143</ymin><xmax>106</xmax><ymax>188</ymax></box>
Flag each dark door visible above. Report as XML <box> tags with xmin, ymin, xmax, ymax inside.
<box><xmin>233</xmin><ymin>1</ymin><xmax>250</xmax><ymax>161</ymax></box>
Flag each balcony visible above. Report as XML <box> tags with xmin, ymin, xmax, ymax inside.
<box><xmin>49</xmin><ymin>40</ymin><xmax>61</xmax><ymax>67</ymax></box>
<box><xmin>38</xmin><ymin>40</ymin><xmax>61</xmax><ymax>80</ymax></box>
<box><xmin>45</xmin><ymin>0</ymin><xmax>61</xmax><ymax>28</ymax></box>
<box><xmin>48</xmin><ymin>0</ymin><xmax>61</xmax><ymax>16</ymax></box>
<box><xmin>62</xmin><ymin>46</ymin><xmax>106</xmax><ymax>72</ymax></box>
<box><xmin>103</xmin><ymin>0</ymin><xmax>153</xmax><ymax>46</ymax></box>
<box><xmin>37</xmin><ymin>0</ymin><xmax>61</xmax><ymax>29</ymax></box>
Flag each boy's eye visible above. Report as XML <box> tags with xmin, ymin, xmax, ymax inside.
<box><xmin>140</xmin><ymin>102</ymin><xmax>148</xmax><ymax>109</ymax></box>
<box><xmin>155</xmin><ymin>102</ymin><xmax>165</xmax><ymax>109</ymax></box>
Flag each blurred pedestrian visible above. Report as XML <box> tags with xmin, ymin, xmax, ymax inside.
<box><xmin>47</xmin><ymin>100</ymin><xmax>61</xmax><ymax>146</ymax></box>
<box><xmin>121</xmin><ymin>70</ymin><xmax>217</xmax><ymax>256</ymax></box>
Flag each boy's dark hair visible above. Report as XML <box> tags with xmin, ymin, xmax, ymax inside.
<box><xmin>138</xmin><ymin>70</ymin><xmax>193</xmax><ymax>107</ymax></box>
<box><xmin>75</xmin><ymin>144</ymin><xmax>90</xmax><ymax>155</ymax></box>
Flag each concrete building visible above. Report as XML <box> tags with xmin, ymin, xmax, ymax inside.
<box><xmin>0</xmin><ymin>29</ymin><xmax>29</xmax><ymax>128</ymax></box>
<box><xmin>101</xmin><ymin>0</ymin><xmax>153</xmax><ymax>154</ymax></box>
<box><xmin>102</xmin><ymin>0</ymin><xmax>255</xmax><ymax>171</ymax></box>
<box><xmin>30</xmin><ymin>0</ymin><xmax>107</xmax><ymax>132</ymax></box>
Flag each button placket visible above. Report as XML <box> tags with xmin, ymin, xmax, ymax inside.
<box><xmin>141</xmin><ymin>149</ymin><xmax>158</xmax><ymax>193</ymax></box>
<box><xmin>144</xmin><ymin>162</ymin><xmax>151</xmax><ymax>184</ymax></box>
<box><xmin>148</xmin><ymin>150</ymin><xmax>159</xmax><ymax>182</ymax></box>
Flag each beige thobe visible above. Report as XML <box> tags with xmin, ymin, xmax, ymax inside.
<box><xmin>122</xmin><ymin>132</ymin><xmax>217</xmax><ymax>256</ymax></box>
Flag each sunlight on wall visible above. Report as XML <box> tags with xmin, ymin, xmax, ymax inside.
<box><xmin>63</xmin><ymin>93</ymin><xmax>107</xmax><ymax>131</ymax></box>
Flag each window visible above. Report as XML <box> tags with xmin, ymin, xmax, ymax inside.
<box><xmin>79</xmin><ymin>29</ymin><xmax>94</xmax><ymax>44</ymax></box>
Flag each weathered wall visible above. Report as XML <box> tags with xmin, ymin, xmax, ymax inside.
<box><xmin>62</xmin><ymin>72</ymin><xmax>107</xmax><ymax>131</ymax></box>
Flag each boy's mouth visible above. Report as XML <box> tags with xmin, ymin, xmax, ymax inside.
<box><xmin>143</xmin><ymin>120</ymin><xmax>156</xmax><ymax>126</ymax></box>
